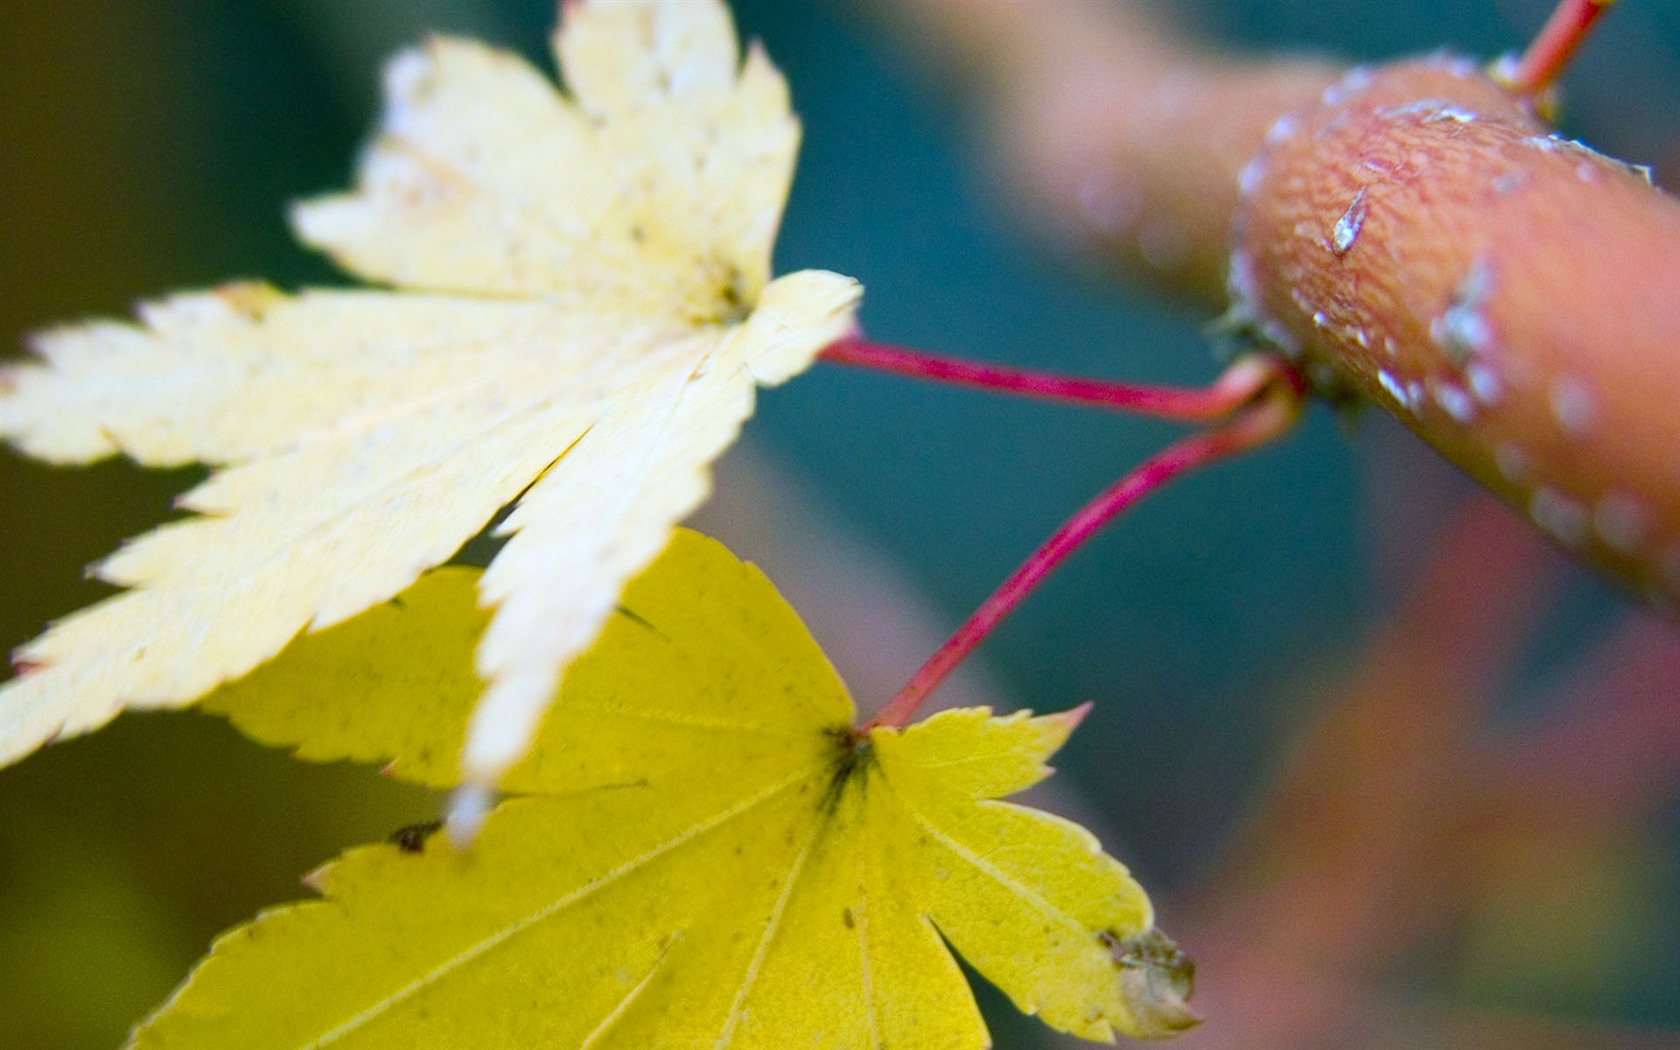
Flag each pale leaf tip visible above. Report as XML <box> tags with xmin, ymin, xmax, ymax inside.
<box><xmin>382</xmin><ymin>46</ymin><xmax>433</xmax><ymax>101</ymax></box>
<box><xmin>444</xmin><ymin>783</ymin><xmax>495</xmax><ymax>849</ymax></box>
<box><xmin>1061</xmin><ymin>700</ymin><xmax>1095</xmax><ymax>730</ymax></box>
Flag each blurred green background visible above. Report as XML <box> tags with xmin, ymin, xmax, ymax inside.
<box><xmin>2</xmin><ymin>1</ymin><xmax>1678</xmax><ymax>1046</ymax></box>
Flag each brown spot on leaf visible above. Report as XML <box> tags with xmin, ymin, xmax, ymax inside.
<box><xmin>388</xmin><ymin>819</ymin><xmax>443</xmax><ymax>853</ymax></box>
<box><xmin>1100</xmin><ymin>927</ymin><xmax>1201</xmax><ymax>1036</ymax></box>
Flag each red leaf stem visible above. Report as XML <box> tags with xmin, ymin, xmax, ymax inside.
<box><xmin>861</xmin><ymin>375</ymin><xmax>1303</xmax><ymax>731</ymax></box>
<box><xmin>1506</xmin><ymin>0</ymin><xmax>1616</xmax><ymax>99</ymax></box>
<box><xmin>820</xmin><ymin>337</ymin><xmax>1276</xmax><ymax>422</ymax></box>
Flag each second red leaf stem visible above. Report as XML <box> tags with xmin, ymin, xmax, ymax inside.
<box><xmin>861</xmin><ymin>383</ymin><xmax>1302</xmax><ymax>732</ymax></box>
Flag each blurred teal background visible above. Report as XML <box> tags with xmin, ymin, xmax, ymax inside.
<box><xmin>2</xmin><ymin>1</ymin><xmax>1677</xmax><ymax>1046</ymax></box>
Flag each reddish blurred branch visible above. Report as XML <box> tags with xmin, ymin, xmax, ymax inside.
<box><xmin>876</xmin><ymin>0</ymin><xmax>1680</xmax><ymax>609</ymax></box>
<box><xmin>1172</xmin><ymin>494</ymin><xmax>1680</xmax><ymax>1047</ymax></box>
<box><xmin>872</xmin><ymin>0</ymin><xmax>1338</xmax><ymax>302</ymax></box>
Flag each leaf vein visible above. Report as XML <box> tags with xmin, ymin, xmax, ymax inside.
<box><xmin>579</xmin><ymin>701</ymin><xmax>809</xmax><ymax>738</ymax></box>
<box><xmin>886</xmin><ymin>781</ymin><xmax>1087</xmax><ymax>941</ymax></box>
<box><xmin>307</xmin><ymin>764</ymin><xmax>819</xmax><ymax>1047</ymax></box>
<box><xmin>714</xmin><ymin>787</ymin><xmax>829</xmax><ymax>1049</ymax></box>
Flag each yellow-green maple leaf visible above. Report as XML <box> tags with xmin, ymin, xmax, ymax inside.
<box><xmin>0</xmin><ymin>0</ymin><xmax>859</xmax><ymax>795</ymax></box>
<box><xmin>138</xmin><ymin>530</ymin><xmax>1196</xmax><ymax>1047</ymax></box>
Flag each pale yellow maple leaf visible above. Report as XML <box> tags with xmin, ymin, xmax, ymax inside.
<box><xmin>0</xmin><ymin>0</ymin><xmax>861</xmax><ymax>794</ymax></box>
